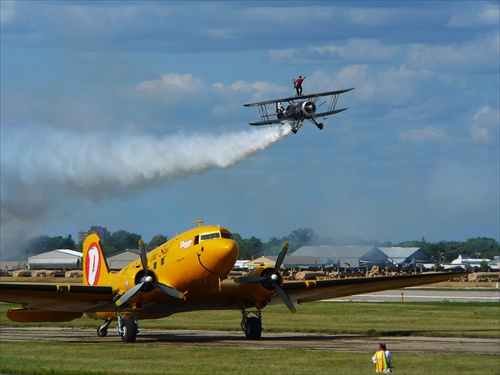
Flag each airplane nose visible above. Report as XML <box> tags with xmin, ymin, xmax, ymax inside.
<box><xmin>200</xmin><ymin>239</ymin><xmax>239</xmax><ymax>275</ymax></box>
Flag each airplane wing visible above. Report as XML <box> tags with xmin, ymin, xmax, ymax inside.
<box><xmin>249</xmin><ymin>119</ymin><xmax>283</xmax><ymax>126</ymax></box>
<box><xmin>278</xmin><ymin>271</ymin><xmax>466</xmax><ymax>304</ymax></box>
<box><xmin>313</xmin><ymin>108</ymin><xmax>348</xmax><ymax>118</ymax></box>
<box><xmin>0</xmin><ymin>283</ymin><xmax>115</xmax><ymax>321</ymax></box>
<box><xmin>243</xmin><ymin>88</ymin><xmax>355</xmax><ymax>107</ymax></box>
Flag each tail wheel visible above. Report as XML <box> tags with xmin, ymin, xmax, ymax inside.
<box><xmin>244</xmin><ymin>316</ymin><xmax>262</xmax><ymax>340</ymax></box>
<box><xmin>121</xmin><ymin>317</ymin><xmax>138</xmax><ymax>343</ymax></box>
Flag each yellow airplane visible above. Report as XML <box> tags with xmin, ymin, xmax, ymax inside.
<box><xmin>1</xmin><ymin>224</ymin><xmax>466</xmax><ymax>342</ymax></box>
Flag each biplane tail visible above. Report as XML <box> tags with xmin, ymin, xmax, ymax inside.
<box><xmin>83</xmin><ymin>233</ymin><xmax>112</xmax><ymax>286</ymax></box>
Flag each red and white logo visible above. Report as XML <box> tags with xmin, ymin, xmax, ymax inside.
<box><xmin>85</xmin><ymin>242</ymin><xmax>101</xmax><ymax>286</ymax></box>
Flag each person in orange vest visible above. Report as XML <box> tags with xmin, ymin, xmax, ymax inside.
<box><xmin>372</xmin><ymin>343</ymin><xmax>394</xmax><ymax>373</ymax></box>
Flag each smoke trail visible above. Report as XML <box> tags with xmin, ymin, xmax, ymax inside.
<box><xmin>0</xmin><ymin>123</ymin><xmax>291</xmax><ymax>249</ymax></box>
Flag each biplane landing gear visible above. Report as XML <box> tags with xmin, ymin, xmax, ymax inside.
<box><xmin>292</xmin><ymin>127</ymin><xmax>298</xmax><ymax>134</ymax></box>
<box><xmin>116</xmin><ymin>313</ymin><xmax>138</xmax><ymax>343</ymax></box>
<box><xmin>241</xmin><ymin>309</ymin><xmax>262</xmax><ymax>340</ymax></box>
<box><xmin>310</xmin><ymin>117</ymin><xmax>324</xmax><ymax>130</ymax></box>
<box><xmin>97</xmin><ymin>319</ymin><xmax>112</xmax><ymax>337</ymax></box>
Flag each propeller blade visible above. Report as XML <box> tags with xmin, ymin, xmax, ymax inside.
<box><xmin>274</xmin><ymin>242</ymin><xmax>289</xmax><ymax>273</ymax></box>
<box><xmin>139</xmin><ymin>240</ymin><xmax>148</xmax><ymax>277</ymax></box>
<box><xmin>116</xmin><ymin>282</ymin><xmax>144</xmax><ymax>307</ymax></box>
<box><xmin>235</xmin><ymin>276</ymin><xmax>267</xmax><ymax>284</ymax></box>
<box><xmin>152</xmin><ymin>282</ymin><xmax>185</xmax><ymax>300</ymax></box>
<box><xmin>274</xmin><ymin>284</ymin><xmax>296</xmax><ymax>313</ymax></box>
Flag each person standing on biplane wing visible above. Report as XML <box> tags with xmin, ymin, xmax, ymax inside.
<box><xmin>294</xmin><ymin>75</ymin><xmax>305</xmax><ymax>96</ymax></box>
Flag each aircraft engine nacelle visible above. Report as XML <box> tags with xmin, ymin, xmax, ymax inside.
<box><xmin>297</xmin><ymin>101</ymin><xmax>316</xmax><ymax>117</ymax></box>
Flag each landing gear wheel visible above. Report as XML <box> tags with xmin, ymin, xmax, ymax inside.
<box><xmin>318</xmin><ymin>123</ymin><xmax>324</xmax><ymax>130</ymax></box>
<box><xmin>244</xmin><ymin>316</ymin><xmax>262</xmax><ymax>340</ymax></box>
<box><xmin>97</xmin><ymin>326</ymin><xmax>108</xmax><ymax>337</ymax></box>
<box><xmin>121</xmin><ymin>317</ymin><xmax>138</xmax><ymax>343</ymax></box>
<box><xmin>97</xmin><ymin>319</ymin><xmax>111</xmax><ymax>338</ymax></box>
<box><xmin>292</xmin><ymin>128</ymin><xmax>298</xmax><ymax>134</ymax></box>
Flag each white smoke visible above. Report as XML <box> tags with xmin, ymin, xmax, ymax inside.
<box><xmin>0</xmin><ymin>123</ymin><xmax>291</xmax><ymax>256</ymax></box>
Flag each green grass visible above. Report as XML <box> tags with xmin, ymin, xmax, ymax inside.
<box><xmin>0</xmin><ymin>342</ymin><xmax>498</xmax><ymax>375</ymax></box>
<box><xmin>2</xmin><ymin>302</ymin><xmax>498</xmax><ymax>338</ymax></box>
<box><xmin>1</xmin><ymin>302</ymin><xmax>499</xmax><ymax>374</ymax></box>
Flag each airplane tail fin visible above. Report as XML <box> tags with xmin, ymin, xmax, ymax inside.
<box><xmin>82</xmin><ymin>233</ymin><xmax>112</xmax><ymax>286</ymax></box>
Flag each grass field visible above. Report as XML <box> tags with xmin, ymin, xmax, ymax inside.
<box><xmin>1</xmin><ymin>301</ymin><xmax>499</xmax><ymax>374</ymax></box>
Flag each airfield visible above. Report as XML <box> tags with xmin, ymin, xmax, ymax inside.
<box><xmin>1</xmin><ymin>326</ymin><xmax>498</xmax><ymax>355</ymax></box>
<box><xmin>1</xmin><ymin>287</ymin><xmax>498</xmax><ymax>355</ymax></box>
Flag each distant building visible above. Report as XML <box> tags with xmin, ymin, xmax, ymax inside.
<box><xmin>28</xmin><ymin>249</ymin><xmax>82</xmax><ymax>270</ymax></box>
<box><xmin>289</xmin><ymin>245</ymin><xmax>432</xmax><ymax>269</ymax></box>
<box><xmin>291</xmin><ymin>246</ymin><xmax>376</xmax><ymax>268</ymax></box>
<box><xmin>377</xmin><ymin>247</ymin><xmax>431</xmax><ymax>266</ymax></box>
<box><xmin>78</xmin><ymin>226</ymin><xmax>111</xmax><ymax>243</ymax></box>
<box><xmin>107</xmin><ymin>249</ymin><xmax>140</xmax><ymax>271</ymax></box>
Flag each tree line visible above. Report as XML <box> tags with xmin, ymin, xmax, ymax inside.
<box><xmin>16</xmin><ymin>228</ymin><xmax>499</xmax><ymax>263</ymax></box>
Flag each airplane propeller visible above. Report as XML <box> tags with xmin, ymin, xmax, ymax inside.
<box><xmin>237</xmin><ymin>242</ymin><xmax>296</xmax><ymax>313</ymax></box>
<box><xmin>116</xmin><ymin>240</ymin><xmax>185</xmax><ymax>307</ymax></box>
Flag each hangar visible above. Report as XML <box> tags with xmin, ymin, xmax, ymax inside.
<box><xmin>28</xmin><ymin>249</ymin><xmax>82</xmax><ymax>270</ymax></box>
<box><xmin>290</xmin><ymin>246</ymin><xmax>377</xmax><ymax>268</ymax></box>
<box><xmin>287</xmin><ymin>246</ymin><xmax>432</xmax><ymax>269</ymax></box>
<box><xmin>107</xmin><ymin>249</ymin><xmax>140</xmax><ymax>271</ymax></box>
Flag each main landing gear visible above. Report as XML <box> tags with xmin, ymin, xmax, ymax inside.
<box><xmin>310</xmin><ymin>117</ymin><xmax>324</xmax><ymax>130</ymax></box>
<box><xmin>97</xmin><ymin>313</ymin><xmax>139</xmax><ymax>343</ymax></box>
<box><xmin>241</xmin><ymin>308</ymin><xmax>262</xmax><ymax>340</ymax></box>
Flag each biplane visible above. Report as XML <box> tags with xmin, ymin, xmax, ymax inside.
<box><xmin>244</xmin><ymin>88</ymin><xmax>354</xmax><ymax>133</ymax></box>
<box><xmin>0</xmin><ymin>223</ymin><xmax>465</xmax><ymax>343</ymax></box>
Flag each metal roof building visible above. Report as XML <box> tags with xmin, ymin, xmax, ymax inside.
<box><xmin>107</xmin><ymin>249</ymin><xmax>140</xmax><ymax>270</ymax></box>
<box><xmin>28</xmin><ymin>249</ymin><xmax>82</xmax><ymax>270</ymax></box>
<box><xmin>291</xmin><ymin>246</ymin><xmax>377</xmax><ymax>268</ymax></box>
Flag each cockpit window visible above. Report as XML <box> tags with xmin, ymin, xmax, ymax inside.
<box><xmin>200</xmin><ymin>232</ymin><xmax>220</xmax><ymax>241</ymax></box>
<box><xmin>221</xmin><ymin>231</ymin><xmax>233</xmax><ymax>239</ymax></box>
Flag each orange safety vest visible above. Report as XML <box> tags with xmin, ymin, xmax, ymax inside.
<box><xmin>375</xmin><ymin>350</ymin><xmax>388</xmax><ymax>372</ymax></box>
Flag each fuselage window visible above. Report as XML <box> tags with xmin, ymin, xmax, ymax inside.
<box><xmin>200</xmin><ymin>232</ymin><xmax>220</xmax><ymax>241</ymax></box>
<box><xmin>161</xmin><ymin>258</ymin><xmax>164</xmax><ymax>266</ymax></box>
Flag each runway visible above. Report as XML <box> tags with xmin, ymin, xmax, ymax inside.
<box><xmin>325</xmin><ymin>288</ymin><xmax>500</xmax><ymax>303</ymax></box>
<box><xmin>1</xmin><ymin>326</ymin><xmax>498</xmax><ymax>354</ymax></box>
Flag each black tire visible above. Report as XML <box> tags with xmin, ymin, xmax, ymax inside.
<box><xmin>97</xmin><ymin>326</ymin><xmax>108</xmax><ymax>337</ymax></box>
<box><xmin>244</xmin><ymin>316</ymin><xmax>262</xmax><ymax>340</ymax></box>
<box><xmin>121</xmin><ymin>318</ymin><xmax>138</xmax><ymax>343</ymax></box>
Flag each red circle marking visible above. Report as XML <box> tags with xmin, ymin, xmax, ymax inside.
<box><xmin>85</xmin><ymin>242</ymin><xmax>102</xmax><ymax>286</ymax></box>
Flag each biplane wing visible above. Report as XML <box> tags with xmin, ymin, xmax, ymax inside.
<box><xmin>249</xmin><ymin>119</ymin><xmax>282</xmax><ymax>126</ymax></box>
<box><xmin>243</xmin><ymin>88</ymin><xmax>355</xmax><ymax>107</ymax></box>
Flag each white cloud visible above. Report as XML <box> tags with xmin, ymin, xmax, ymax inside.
<box><xmin>470</xmin><ymin>106</ymin><xmax>500</xmax><ymax>144</ymax></box>
<box><xmin>309</xmin><ymin>39</ymin><xmax>397</xmax><ymax>63</ymax></box>
<box><xmin>448</xmin><ymin>3</ymin><xmax>499</xmax><ymax>27</ymax></box>
<box><xmin>399</xmin><ymin>127</ymin><xmax>447</xmax><ymax>142</ymax></box>
<box><xmin>229</xmin><ymin>80</ymin><xmax>287</xmax><ymax>102</ymax></box>
<box><xmin>135</xmin><ymin>73</ymin><xmax>206</xmax><ymax>100</ymax></box>
<box><xmin>407</xmin><ymin>34</ymin><xmax>500</xmax><ymax>73</ymax></box>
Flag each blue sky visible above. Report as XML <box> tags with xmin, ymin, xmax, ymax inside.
<box><xmin>1</xmin><ymin>1</ymin><xmax>499</xmax><ymax>256</ymax></box>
